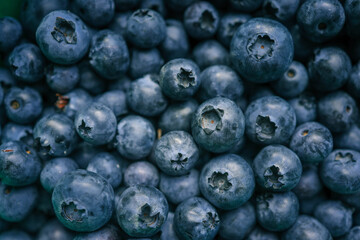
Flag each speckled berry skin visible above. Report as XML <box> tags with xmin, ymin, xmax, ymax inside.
<box><xmin>89</xmin><ymin>30</ymin><xmax>129</xmax><ymax>80</ymax></box>
<box><xmin>52</xmin><ymin>170</ymin><xmax>114</xmax><ymax>232</ymax></box>
<box><xmin>155</xmin><ymin>131</ymin><xmax>199</xmax><ymax>176</ymax></box>
<box><xmin>256</xmin><ymin>191</ymin><xmax>299</xmax><ymax>232</ymax></box>
<box><xmin>115</xmin><ymin>185</ymin><xmax>168</xmax><ymax>238</ymax></box>
<box><xmin>290</xmin><ymin>122</ymin><xmax>333</xmax><ymax>164</ymax></box>
<box><xmin>199</xmin><ymin>154</ymin><xmax>255</xmax><ymax>210</ymax></box>
<box><xmin>253</xmin><ymin>145</ymin><xmax>302</xmax><ymax>192</ymax></box>
<box><xmin>191</xmin><ymin>97</ymin><xmax>245</xmax><ymax>153</ymax></box>
<box><xmin>74</xmin><ymin>225</ymin><xmax>120</xmax><ymax>240</ymax></box>
<box><xmin>159</xmin><ymin>58</ymin><xmax>201</xmax><ymax>101</ymax></box>
<box><xmin>320</xmin><ymin>149</ymin><xmax>360</xmax><ymax>194</ymax></box>
<box><xmin>245</xmin><ymin>96</ymin><xmax>296</xmax><ymax>145</ymax></box>
<box><xmin>174</xmin><ymin>197</ymin><xmax>220</xmax><ymax>240</ymax></box>
<box><xmin>0</xmin><ymin>141</ymin><xmax>40</xmax><ymax>187</ymax></box>
<box><xmin>230</xmin><ymin>17</ymin><xmax>293</xmax><ymax>83</ymax></box>
<box><xmin>74</xmin><ymin>103</ymin><xmax>117</xmax><ymax>146</ymax></box>
<box><xmin>116</xmin><ymin>115</ymin><xmax>155</xmax><ymax>160</ymax></box>
<box><xmin>36</xmin><ymin>10</ymin><xmax>90</xmax><ymax>65</ymax></box>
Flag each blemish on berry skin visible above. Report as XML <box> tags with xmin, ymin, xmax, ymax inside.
<box><xmin>10</xmin><ymin>100</ymin><xmax>20</xmax><ymax>110</ymax></box>
<box><xmin>55</xmin><ymin>93</ymin><xmax>70</xmax><ymax>110</ymax></box>
<box><xmin>302</xmin><ymin>130</ymin><xmax>309</xmax><ymax>136</ymax></box>
<box><xmin>2</xmin><ymin>149</ymin><xmax>14</xmax><ymax>153</ymax></box>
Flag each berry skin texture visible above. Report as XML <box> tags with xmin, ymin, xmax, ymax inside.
<box><xmin>191</xmin><ymin>97</ymin><xmax>245</xmax><ymax>153</ymax></box>
<box><xmin>230</xmin><ymin>17</ymin><xmax>294</xmax><ymax>83</ymax></box>
<box><xmin>75</xmin><ymin>103</ymin><xmax>117</xmax><ymax>146</ymax></box>
<box><xmin>115</xmin><ymin>185</ymin><xmax>169</xmax><ymax>237</ymax></box>
<box><xmin>253</xmin><ymin>145</ymin><xmax>302</xmax><ymax>192</ymax></box>
<box><xmin>36</xmin><ymin>10</ymin><xmax>90</xmax><ymax>65</ymax></box>
<box><xmin>320</xmin><ymin>149</ymin><xmax>360</xmax><ymax>194</ymax></box>
<box><xmin>199</xmin><ymin>154</ymin><xmax>255</xmax><ymax>210</ymax></box>
<box><xmin>52</xmin><ymin>170</ymin><xmax>114</xmax><ymax>232</ymax></box>
<box><xmin>0</xmin><ymin>17</ymin><xmax>23</xmax><ymax>53</ymax></box>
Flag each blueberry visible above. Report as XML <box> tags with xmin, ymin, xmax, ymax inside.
<box><xmin>183</xmin><ymin>1</ymin><xmax>219</xmax><ymax>39</ymax></box>
<box><xmin>155</xmin><ymin>131</ymin><xmax>199</xmax><ymax>176</ymax></box>
<box><xmin>230</xmin><ymin>17</ymin><xmax>293</xmax><ymax>83</ymax></box>
<box><xmin>318</xmin><ymin>91</ymin><xmax>358</xmax><ymax>133</ymax></box>
<box><xmin>289</xmin><ymin>92</ymin><xmax>317</xmax><ymax>126</ymax></box>
<box><xmin>74</xmin><ymin>224</ymin><xmax>121</xmax><ymax>240</ymax></box>
<box><xmin>7</xmin><ymin>43</ymin><xmax>45</xmax><ymax>83</ymax></box>
<box><xmin>292</xmin><ymin>165</ymin><xmax>323</xmax><ymax>199</ymax></box>
<box><xmin>347</xmin><ymin>61</ymin><xmax>360</xmax><ymax>98</ymax></box>
<box><xmin>253</xmin><ymin>145</ymin><xmax>302</xmax><ymax>192</ymax></box>
<box><xmin>174</xmin><ymin>197</ymin><xmax>220</xmax><ymax>240</ymax></box>
<box><xmin>198</xmin><ymin>65</ymin><xmax>244</xmax><ymax>102</ymax></box>
<box><xmin>299</xmin><ymin>191</ymin><xmax>327</xmax><ymax>215</ymax></box>
<box><xmin>20</xmin><ymin>0</ymin><xmax>70</xmax><ymax>38</ymax></box>
<box><xmin>0</xmin><ymin>68</ymin><xmax>16</xmax><ymax>90</ymax></box>
<box><xmin>256</xmin><ymin>191</ymin><xmax>299</xmax><ymax>232</ymax></box>
<box><xmin>308</xmin><ymin>47</ymin><xmax>352</xmax><ymax>92</ymax></box>
<box><xmin>89</xmin><ymin>30</ymin><xmax>130</xmax><ymax>80</ymax></box>
<box><xmin>60</xmin><ymin>88</ymin><xmax>92</xmax><ymax>120</ymax></box>
<box><xmin>116</xmin><ymin>115</ymin><xmax>155</xmax><ymax>160</ymax></box>
<box><xmin>0</xmin><ymin>182</ymin><xmax>38</xmax><ymax>222</ymax></box>
<box><xmin>199</xmin><ymin>154</ymin><xmax>255</xmax><ymax>210</ymax></box>
<box><xmin>345</xmin><ymin>0</ymin><xmax>360</xmax><ymax>38</ymax></box>
<box><xmin>245</xmin><ymin>96</ymin><xmax>296</xmax><ymax>145</ymax></box>
<box><xmin>283</xmin><ymin>215</ymin><xmax>331</xmax><ymax>240</ymax></box>
<box><xmin>290</xmin><ymin>24</ymin><xmax>318</xmax><ymax>62</ymax></box>
<box><xmin>0</xmin><ymin>229</ymin><xmax>32</xmax><ymax>240</ymax></box>
<box><xmin>70</xmin><ymin>142</ymin><xmax>102</xmax><ymax>169</ymax></box>
<box><xmin>160</xmin><ymin>212</ymin><xmax>179</xmax><ymax>240</ymax></box>
<box><xmin>126</xmin><ymin>9</ymin><xmax>166</xmax><ymax>49</ymax></box>
<box><xmin>45</xmin><ymin>64</ymin><xmax>80</xmax><ymax>94</ymax></box>
<box><xmin>247</xmin><ymin>226</ymin><xmax>279</xmax><ymax>240</ymax></box>
<box><xmin>78</xmin><ymin>60</ymin><xmax>106</xmax><ymax>95</ymax></box>
<box><xmin>217</xmin><ymin>13</ymin><xmax>251</xmax><ymax>48</ymax></box>
<box><xmin>37</xmin><ymin>219</ymin><xmax>74</xmax><ymax>240</ymax></box>
<box><xmin>127</xmin><ymin>74</ymin><xmax>168</xmax><ymax>117</ymax></box>
<box><xmin>320</xmin><ymin>149</ymin><xmax>360</xmax><ymax>194</ymax></box>
<box><xmin>109</xmin><ymin>12</ymin><xmax>131</xmax><ymax>37</ymax></box>
<box><xmin>262</xmin><ymin>0</ymin><xmax>300</xmax><ymax>22</ymax></box>
<box><xmin>0</xmin><ymin>17</ymin><xmax>22</xmax><ymax>52</ymax></box>
<box><xmin>160</xmin><ymin>20</ymin><xmax>190</xmax><ymax>61</ymax></box>
<box><xmin>192</xmin><ymin>97</ymin><xmax>245</xmax><ymax>153</ymax></box>
<box><xmin>124</xmin><ymin>161</ymin><xmax>159</xmax><ymax>187</ymax></box>
<box><xmin>297</xmin><ymin>0</ymin><xmax>345</xmax><ymax>43</ymax></box>
<box><xmin>129</xmin><ymin>48</ymin><xmax>164</xmax><ymax>79</ymax></box>
<box><xmin>72</xmin><ymin>0</ymin><xmax>115</xmax><ymax>28</ymax></box>
<box><xmin>271</xmin><ymin>61</ymin><xmax>309</xmax><ymax>98</ymax></box>
<box><xmin>158</xmin><ymin>99</ymin><xmax>198</xmax><ymax>134</ymax></box>
<box><xmin>159</xmin><ymin>58</ymin><xmax>201</xmax><ymax>101</ymax></box>
<box><xmin>314</xmin><ymin>200</ymin><xmax>352</xmax><ymax>237</ymax></box>
<box><xmin>115</xmin><ymin>185</ymin><xmax>169</xmax><ymax>237</ymax></box>
<box><xmin>192</xmin><ymin>40</ymin><xmax>230</xmax><ymax>70</ymax></box>
<box><xmin>34</xmin><ymin>114</ymin><xmax>78</xmax><ymax>158</ymax></box>
<box><xmin>36</xmin><ymin>10</ymin><xmax>90</xmax><ymax>65</ymax></box>
<box><xmin>229</xmin><ymin>0</ymin><xmax>264</xmax><ymax>12</ymax></box>
<box><xmin>334</xmin><ymin>122</ymin><xmax>360</xmax><ymax>152</ymax></box>
<box><xmin>0</xmin><ymin>141</ymin><xmax>41</xmax><ymax>186</ymax></box>
<box><xmin>159</xmin><ymin>169</ymin><xmax>200</xmax><ymax>205</ymax></box>
<box><xmin>4</xmin><ymin>87</ymin><xmax>43</xmax><ymax>125</ymax></box>
<box><xmin>342</xmin><ymin>226</ymin><xmax>360</xmax><ymax>240</ymax></box>
<box><xmin>290</xmin><ymin>122</ymin><xmax>333</xmax><ymax>164</ymax></box>
<box><xmin>52</xmin><ymin>169</ymin><xmax>114</xmax><ymax>232</ymax></box>
<box><xmin>109</xmin><ymin>75</ymin><xmax>132</xmax><ymax>92</ymax></box>
<box><xmin>219</xmin><ymin>202</ymin><xmax>256</xmax><ymax>240</ymax></box>
<box><xmin>95</xmin><ymin>90</ymin><xmax>128</xmax><ymax>118</ymax></box>
<box><xmin>75</xmin><ymin>103</ymin><xmax>117</xmax><ymax>145</ymax></box>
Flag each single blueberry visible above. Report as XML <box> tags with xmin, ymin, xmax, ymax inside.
<box><xmin>292</xmin><ymin>165</ymin><xmax>323</xmax><ymax>199</ymax></box>
<box><xmin>36</xmin><ymin>10</ymin><xmax>90</xmax><ymax>65</ymax></box>
<box><xmin>115</xmin><ymin>185</ymin><xmax>169</xmax><ymax>237</ymax></box>
<box><xmin>192</xmin><ymin>40</ymin><xmax>230</xmax><ymax>70</ymax></box>
<box><xmin>155</xmin><ymin>131</ymin><xmax>199</xmax><ymax>176</ymax></box>
<box><xmin>289</xmin><ymin>92</ymin><xmax>317</xmax><ymax>126</ymax></box>
<box><xmin>124</xmin><ymin>161</ymin><xmax>159</xmax><ymax>187</ymax></box>
<box><xmin>37</xmin><ymin>219</ymin><xmax>74</xmax><ymax>240</ymax></box>
<box><xmin>129</xmin><ymin>48</ymin><xmax>164</xmax><ymax>79</ymax></box>
<box><xmin>199</xmin><ymin>154</ymin><xmax>255</xmax><ymax>210</ymax></box>
<box><xmin>253</xmin><ymin>145</ymin><xmax>302</xmax><ymax>192</ymax></box>
<box><xmin>116</xmin><ymin>115</ymin><xmax>156</xmax><ymax>160</ymax></box>
<box><xmin>45</xmin><ymin>64</ymin><xmax>80</xmax><ymax>94</ymax></box>
<box><xmin>0</xmin><ymin>17</ymin><xmax>22</xmax><ymax>53</ymax></box>
<box><xmin>95</xmin><ymin>90</ymin><xmax>128</xmax><ymax>119</ymax></box>
<box><xmin>230</xmin><ymin>17</ymin><xmax>293</xmax><ymax>83</ymax></box>
<box><xmin>192</xmin><ymin>97</ymin><xmax>245</xmax><ymax>153</ymax></box>
<box><xmin>52</xmin><ymin>169</ymin><xmax>114</xmax><ymax>232</ymax></box>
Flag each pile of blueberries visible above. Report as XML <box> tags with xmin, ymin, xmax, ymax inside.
<box><xmin>1</xmin><ymin>0</ymin><xmax>360</xmax><ymax>239</ymax></box>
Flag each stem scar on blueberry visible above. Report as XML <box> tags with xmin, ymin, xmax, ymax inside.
<box><xmin>55</xmin><ymin>93</ymin><xmax>70</xmax><ymax>110</ymax></box>
<box><xmin>157</xmin><ymin>128</ymin><xmax>162</xmax><ymax>139</ymax></box>
<box><xmin>10</xmin><ymin>100</ymin><xmax>20</xmax><ymax>109</ymax></box>
<box><xmin>302</xmin><ymin>130</ymin><xmax>309</xmax><ymax>136</ymax></box>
